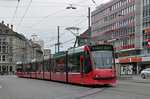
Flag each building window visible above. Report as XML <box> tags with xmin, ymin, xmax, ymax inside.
<box><xmin>5</xmin><ymin>30</ymin><xmax>9</xmax><ymax>33</ymax></box>
<box><xmin>0</xmin><ymin>56</ymin><xmax>1</xmax><ymax>61</ymax></box>
<box><xmin>10</xmin><ymin>66</ymin><xmax>12</xmax><ymax>72</ymax></box>
<box><xmin>0</xmin><ymin>46</ymin><xmax>1</xmax><ymax>53</ymax></box>
<box><xmin>2</xmin><ymin>46</ymin><xmax>6</xmax><ymax>53</ymax></box>
<box><xmin>0</xmin><ymin>39</ymin><xmax>1</xmax><ymax>44</ymax></box>
<box><xmin>0</xmin><ymin>29</ymin><xmax>2</xmax><ymax>33</ymax></box>
<box><xmin>2</xmin><ymin>55</ymin><xmax>5</xmax><ymax>61</ymax></box>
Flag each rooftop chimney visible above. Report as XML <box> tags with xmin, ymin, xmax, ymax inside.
<box><xmin>7</xmin><ymin>24</ymin><xmax>9</xmax><ymax>28</ymax></box>
<box><xmin>2</xmin><ymin>21</ymin><xmax>4</xmax><ymax>25</ymax></box>
<box><xmin>11</xmin><ymin>25</ymin><xmax>13</xmax><ymax>30</ymax></box>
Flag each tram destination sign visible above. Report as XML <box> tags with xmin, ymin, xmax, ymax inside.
<box><xmin>91</xmin><ymin>45</ymin><xmax>113</xmax><ymax>51</ymax></box>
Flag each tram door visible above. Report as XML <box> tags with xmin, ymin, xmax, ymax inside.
<box><xmin>80</xmin><ymin>55</ymin><xmax>84</xmax><ymax>83</ymax></box>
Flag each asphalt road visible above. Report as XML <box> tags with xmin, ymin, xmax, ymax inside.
<box><xmin>0</xmin><ymin>75</ymin><xmax>150</xmax><ymax>99</ymax></box>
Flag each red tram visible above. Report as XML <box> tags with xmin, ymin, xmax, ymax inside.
<box><xmin>16</xmin><ymin>44</ymin><xmax>116</xmax><ymax>85</ymax></box>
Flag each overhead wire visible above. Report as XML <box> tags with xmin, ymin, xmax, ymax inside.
<box><xmin>11</xmin><ymin>0</ymin><xmax>20</xmax><ymax>25</ymax></box>
<box><xmin>43</xmin><ymin>30</ymin><xmax>69</xmax><ymax>45</ymax></box>
<box><xmin>22</xmin><ymin>8</ymin><xmax>66</xmax><ymax>33</ymax></box>
<box><xmin>44</xmin><ymin>19</ymin><xmax>87</xmax><ymax>49</ymax></box>
<box><xmin>46</xmin><ymin>15</ymin><xmax>88</xmax><ymax>48</ymax></box>
<box><xmin>0</xmin><ymin>5</ymin><xmax>65</xmax><ymax>8</ymax></box>
<box><xmin>47</xmin><ymin>38</ymin><xmax>75</xmax><ymax>48</ymax></box>
<box><xmin>74</xmin><ymin>18</ymin><xmax>87</xmax><ymax>27</ymax></box>
<box><xmin>12</xmin><ymin>0</ymin><xmax>91</xmax><ymax>50</ymax></box>
<box><xmin>20</xmin><ymin>0</ymin><xmax>89</xmax><ymax>34</ymax></box>
<box><xmin>0</xmin><ymin>0</ymin><xmax>16</xmax><ymax>2</ymax></box>
<box><xmin>21</xmin><ymin>0</ymin><xmax>90</xmax><ymax>33</ymax></box>
<box><xmin>62</xmin><ymin>38</ymin><xmax>75</xmax><ymax>44</ymax></box>
<box><xmin>61</xmin><ymin>14</ymin><xmax>87</xmax><ymax>29</ymax></box>
<box><xmin>74</xmin><ymin>0</ymin><xmax>94</xmax><ymax>8</ymax></box>
<box><xmin>15</xmin><ymin>0</ymin><xmax>32</xmax><ymax>31</ymax></box>
<box><xmin>76</xmin><ymin>0</ymin><xmax>89</xmax><ymax>5</ymax></box>
<box><xmin>22</xmin><ymin>1</ymin><xmax>68</xmax><ymax>5</ymax></box>
<box><xmin>1</xmin><ymin>0</ymin><xmax>97</xmax><ymax>54</ymax></box>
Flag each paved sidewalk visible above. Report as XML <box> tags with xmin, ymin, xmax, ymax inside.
<box><xmin>132</xmin><ymin>75</ymin><xmax>150</xmax><ymax>83</ymax></box>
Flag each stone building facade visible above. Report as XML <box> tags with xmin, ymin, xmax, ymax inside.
<box><xmin>44</xmin><ymin>49</ymin><xmax>51</xmax><ymax>56</ymax></box>
<box><xmin>0</xmin><ymin>21</ymin><xmax>43</xmax><ymax>75</ymax></box>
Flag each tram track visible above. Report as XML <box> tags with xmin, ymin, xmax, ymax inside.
<box><xmin>108</xmin><ymin>88</ymin><xmax>150</xmax><ymax>97</ymax></box>
<box><xmin>73</xmin><ymin>87</ymin><xmax>108</xmax><ymax>99</ymax></box>
<box><xmin>55</xmin><ymin>86</ymin><xmax>109</xmax><ymax>99</ymax></box>
<box><xmin>73</xmin><ymin>83</ymin><xmax>150</xmax><ymax>99</ymax></box>
<box><xmin>107</xmin><ymin>82</ymin><xmax>150</xmax><ymax>97</ymax></box>
<box><xmin>61</xmin><ymin>81</ymin><xmax>150</xmax><ymax>99</ymax></box>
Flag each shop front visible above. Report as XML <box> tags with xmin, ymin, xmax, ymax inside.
<box><xmin>116</xmin><ymin>56</ymin><xmax>150</xmax><ymax>78</ymax></box>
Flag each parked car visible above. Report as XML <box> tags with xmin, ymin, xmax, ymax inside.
<box><xmin>140</xmin><ymin>68</ymin><xmax>150</xmax><ymax>79</ymax></box>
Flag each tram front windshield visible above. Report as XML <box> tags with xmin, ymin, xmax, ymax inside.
<box><xmin>91</xmin><ymin>51</ymin><xmax>114</xmax><ymax>70</ymax></box>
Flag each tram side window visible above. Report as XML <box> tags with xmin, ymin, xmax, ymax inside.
<box><xmin>56</xmin><ymin>59</ymin><xmax>61</xmax><ymax>72</ymax></box>
<box><xmin>44</xmin><ymin>60</ymin><xmax>49</xmax><ymax>72</ymax></box>
<box><xmin>84</xmin><ymin>50</ymin><xmax>92</xmax><ymax>74</ymax></box>
<box><xmin>61</xmin><ymin>59</ymin><xmax>65</xmax><ymax>73</ymax></box>
<box><xmin>30</xmin><ymin>63</ymin><xmax>32</xmax><ymax>72</ymax></box>
<box><xmin>68</xmin><ymin>55</ymin><xmax>80</xmax><ymax>73</ymax></box>
<box><xmin>26</xmin><ymin>64</ymin><xmax>31</xmax><ymax>74</ymax></box>
<box><xmin>25</xmin><ymin>65</ymin><xmax>27</xmax><ymax>73</ymax></box>
<box><xmin>59</xmin><ymin>58</ymin><xmax>65</xmax><ymax>73</ymax></box>
<box><xmin>16</xmin><ymin>66</ymin><xmax>22</xmax><ymax>72</ymax></box>
<box><xmin>32</xmin><ymin>63</ymin><xmax>36</xmax><ymax>72</ymax></box>
<box><xmin>51</xmin><ymin>60</ymin><xmax>53</xmax><ymax>72</ymax></box>
<box><xmin>51</xmin><ymin>60</ymin><xmax>56</xmax><ymax>73</ymax></box>
<box><xmin>17</xmin><ymin>68</ymin><xmax>22</xmax><ymax>72</ymax></box>
<box><xmin>37</xmin><ymin>62</ymin><xmax>43</xmax><ymax>73</ymax></box>
<box><xmin>29</xmin><ymin>64</ymin><xmax>31</xmax><ymax>73</ymax></box>
<box><xmin>23</xmin><ymin>65</ymin><xmax>25</xmax><ymax>73</ymax></box>
<box><xmin>35</xmin><ymin>63</ymin><xmax>38</xmax><ymax>72</ymax></box>
<box><xmin>37</xmin><ymin>63</ymin><xmax>40</xmax><ymax>73</ymax></box>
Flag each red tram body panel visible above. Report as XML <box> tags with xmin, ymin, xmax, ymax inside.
<box><xmin>31</xmin><ymin>72</ymin><xmax>37</xmax><ymax>78</ymax></box>
<box><xmin>16</xmin><ymin>44</ymin><xmax>116</xmax><ymax>85</ymax></box>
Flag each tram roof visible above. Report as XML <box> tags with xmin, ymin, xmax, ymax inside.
<box><xmin>23</xmin><ymin>60</ymin><xmax>30</xmax><ymax>64</ymax></box>
<box><xmin>52</xmin><ymin>51</ymin><xmax>66</xmax><ymax>58</ymax></box>
<box><xmin>68</xmin><ymin>46</ymin><xmax>84</xmax><ymax>55</ymax></box>
<box><xmin>31</xmin><ymin>59</ymin><xmax>36</xmax><ymax>63</ymax></box>
<box><xmin>36</xmin><ymin>56</ymin><xmax>43</xmax><ymax>62</ymax></box>
<box><xmin>44</xmin><ymin>55</ymin><xmax>50</xmax><ymax>60</ymax></box>
<box><xmin>16</xmin><ymin>61</ymin><xmax>22</xmax><ymax>65</ymax></box>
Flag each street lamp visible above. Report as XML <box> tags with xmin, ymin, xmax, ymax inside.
<box><xmin>66</xmin><ymin>4</ymin><xmax>76</xmax><ymax>9</ymax></box>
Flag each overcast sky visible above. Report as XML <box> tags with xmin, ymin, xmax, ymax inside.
<box><xmin>0</xmin><ymin>0</ymin><xmax>110</xmax><ymax>54</ymax></box>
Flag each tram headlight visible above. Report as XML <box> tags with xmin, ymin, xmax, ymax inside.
<box><xmin>94</xmin><ymin>75</ymin><xmax>99</xmax><ymax>77</ymax></box>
